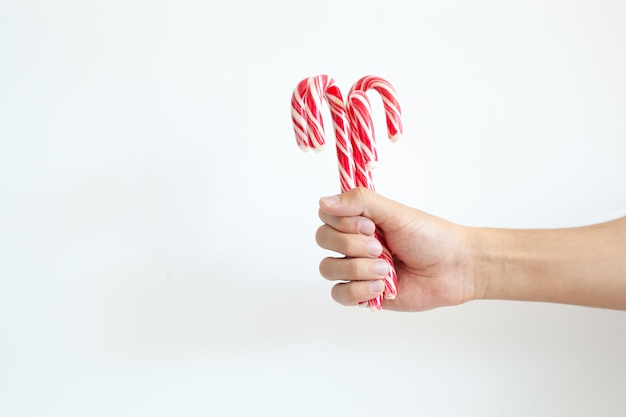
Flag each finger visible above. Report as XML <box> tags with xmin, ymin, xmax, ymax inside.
<box><xmin>318</xmin><ymin>209</ymin><xmax>376</xmax><ymax>235</ymax></box>
<box><xmin>331</xmin><ymin>280</ymin><xmax>385</xmax><ymax>306</ymax></box>
<box><xmin>319</xmin><ymin>257</ymin><xmax>390</xmax><ymax>281</ymax></box>
<box><xmin>319</xmin><ymin>187</ymin><xmax>409</xmax><ymax>229</ymax></box>
<box><xmin>316</xmin><ymin>224</ymin><xmax>383</xmax><ymax>258</ymax></box>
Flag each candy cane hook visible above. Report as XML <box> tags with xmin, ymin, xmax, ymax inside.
<box><xmin>348</xmin><ymin>76</ymin><xmax>403</xmax><ymax>171</ymax></box>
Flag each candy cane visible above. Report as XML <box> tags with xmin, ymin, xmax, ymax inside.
<box><xmin>348</xmin><ymin>76</ymin><xmax>403</xmax><ymax>171</ymax></box>
<box><xmin>346</xmin><ymin>91</ymin><xmax>391</xmax><ymax>309</ymax></box>
<box><xmin>291</xmin><ymin>75</ymin><xmax>355</xmax><ymax>192</ymax></box>
<box><xmin>347</xmin><ymin>76</ymin><xmax>403</xmax><ymax>308</ymax></box>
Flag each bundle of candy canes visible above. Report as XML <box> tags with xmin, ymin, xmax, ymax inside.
<box><xmin>290</xmin><ymin>74</ymin><xmax>403</xmax><ymax>310</ymax></box>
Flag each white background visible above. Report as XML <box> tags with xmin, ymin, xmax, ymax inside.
<box><xmin>2</xmin><ymin>1</ymin><xmax>626</xmax><ymax>416</ymax></box>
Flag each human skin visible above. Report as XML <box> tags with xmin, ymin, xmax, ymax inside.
<box><xmin>316</xmin><ymin>187</ymin><xmax>626</xmax><ymax>311</ymax></box>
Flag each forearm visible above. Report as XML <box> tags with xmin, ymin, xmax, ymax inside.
<box><xmin>470</xmin><ymin>217</ymin><xmax>626</xmax><ymax>310</ymax></box>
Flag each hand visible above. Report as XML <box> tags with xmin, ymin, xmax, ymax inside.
<box><xmin>316</xmin><ymin>187</ymin><xmax>476</xmax><ymax>312</ymax></box>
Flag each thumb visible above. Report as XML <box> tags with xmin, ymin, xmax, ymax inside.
<box><xmin>319</xmin><ymin>187</ymin><xmax>409</xmax><ymax>230</ymax></box>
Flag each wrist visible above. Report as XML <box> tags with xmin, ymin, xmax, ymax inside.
<box><xmin>466</xmin><ymin>226</ymin><xmax>510</xmax><ymax>302</ymax></box>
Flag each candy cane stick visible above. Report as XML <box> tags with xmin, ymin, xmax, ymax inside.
<box><xmin>291</xmin><ymin>75</ymin><xmax>355</xmax><ymax>192</ymax></box>
<box><xmin>347</xmin><ymin>76</ymin><xmax>403</xmax><ymax>309</ymax></box>
<box><xmin>346</xmin><ymin>90</ymin><xmax>375</xmax><ymax>189</ymax></box>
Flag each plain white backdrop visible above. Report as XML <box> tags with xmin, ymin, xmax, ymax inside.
<box><xmin>1</xmin><ymin>1</ymin><xmax>626</xmax><ymax>416</ymax></box>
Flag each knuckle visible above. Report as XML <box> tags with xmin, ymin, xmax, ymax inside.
<box><xmin>337</xmin><ymin>217</ymin><xmax>352</xmax><ymax>233</ymax></box>
<box><xmin>352</xmin><ymin>186</ymin><xmax>369</xmax><ymax>202</ymax></box>
<box><xmin>318</xmin><ymin>257</ymin><xmax>333</xmax><ymax>280</ymax></box>
<box><xmin>348</xmin><ymin>258</ymin><xmax>366</xmax><ymax>280</ymax></box>
<box><xmin>314</xmin><ymin>225</ymin><xmax>328</xmax><ymax>247</ymax></box>
<box><xmin>317</xmin><ymin>208</ymin><xmax>324</xmax><ymax>222</ymax></box>
<box><xmin>331</xmin><ymin>283</ymin><xmax>354</xmax><ymax>306</ymax></box>
<box><xmin>343</xmin><ymin>235</ymin><xmax>364</xmax><ymax>256</ymax></box>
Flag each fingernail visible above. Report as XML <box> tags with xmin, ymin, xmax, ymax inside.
<box><xmin>369</xmin><ymin>280</ymin><xmax>385</xmax><ymax>293</ymax></box>
<box><xmin>367</xmin><ymin>239</ymin><xmax>383</xmax><ymax>256</ymax></box>
<box><xmin>358</xmin><ymin>219</ymin><xmax>375</xmax><ymax>235</ymax></box>
<box><xmin>320</xmin><ymin>195</ymin><xmax>340</xmax><ymax>206</ymax></box>
<box><xmin>375</xmin><ymin>260</ymin><xmax>389</xmax><ymax>277</ymax></box>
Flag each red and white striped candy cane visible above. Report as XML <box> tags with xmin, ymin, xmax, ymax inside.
<box><xmin>291</xmin><ymin>75</ymin><xmax>355</xmax><ymax>192</ymax></box>
<box><xmin>348</xmin><ymin>75</ymin><xmax>403</xmax><ymax>171</ymax></box>
<box><xmin>347</xmin><ymin>76</ymin><xmax>403</xmax><ymax>309</ymax></box>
